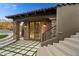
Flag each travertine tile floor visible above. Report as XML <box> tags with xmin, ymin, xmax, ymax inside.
<box><xmin>0</xmin><ymin>40</ymin><xmax>40</xmax><ymax>56</ymax></box>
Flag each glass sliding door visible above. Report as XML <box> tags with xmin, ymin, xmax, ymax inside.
<box><xmin>29</xmin><ymin>22</ymin><xmax>41</xmax><ymax>40</ymax></box>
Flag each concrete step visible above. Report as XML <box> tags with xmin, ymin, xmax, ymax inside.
<box><xmin>47</xmin><ymin>45</ymin><xmax>56</xmax><ymax>56</ymax></box>
<box><xmin>64</xmin><ymin>38</ymin><xmax>79</xmax><ymax>45</ymax></box>
<box><xmin>70</xmin><ymin>35</ymin><xmax>79</xmax><ymax>39</ymax></box>
<box><xmin>0</xmin><ymin>38</ymin><xmax>16</xmax><ymax>48</ymax></box>
<box><xmin>59</xmin><ymin>41</ymin><xmax>79</xmax><ymax>55</ymax></box>
<box><xmin>37</xmin><ymin>46</ymin><xmax>53</xmax><ymax>56</ymax></box>
<box><xmin>53</xmin><ymin>43</ymin><xmax>76</xmax><ymax>56</ymax></box>
<box><xmin>0</xmin><ymin>33</ymin><xmax>13</xmax><ymax>42</ymax></box>
<box><xmin>76</xmin><ymin>32</ymin><xmax>79</xmax><ymax>35</ymax></box>
<box><xmin>60</xmin><ymin>40</ymin><xmax>79</xmax><ymax>49</ymax></box>
<box><xmin>48</xmin><ymin>45</ymin><xmax>66</xmax><ymax>56</ymax></box>
<box><xmin>0</xmin><ymin>37</ymin><xmax>14</xmax><ymax>45</ymax></box>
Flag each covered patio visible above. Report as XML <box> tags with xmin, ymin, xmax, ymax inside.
<box><xmin>6</xmin><ymin>7</ymin><xmax>56</xmax><ymax>41</ymax></box>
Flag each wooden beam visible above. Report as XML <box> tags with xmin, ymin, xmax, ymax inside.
<box><xmin>6</xmin><ymin>7</ymin><xmax>56</xmax><ymax>19</ymax></box>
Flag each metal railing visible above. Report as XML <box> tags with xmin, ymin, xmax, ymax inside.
<box><xmin>42</xmin><ymin>25</ymin><xmax>56</xmax><ymax>42</ymax></box>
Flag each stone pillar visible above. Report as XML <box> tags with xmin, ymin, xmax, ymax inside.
<box><xmin>13</xmin><ymin>21</ymin><xmax>20</xmax><ymax>40</ymax></box>
<box><xmin>21</xmin><ymin>23</ymin><xmax>24</xmax><ymax>37</ymax></box>
<box><xmin>24</xmin><ymin>22</ymin><xmax>30</xmax><ymax>40</ymax></box>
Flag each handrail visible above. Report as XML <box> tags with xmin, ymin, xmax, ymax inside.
<box><xmin>42</xmin><ymin>25</ymin><xmax>56</xmax><ymax>42</ymax></box>
<box><xmin>43</xmin><ymin>25</ymin><xmax>56</xmax><ymax>34</ymax></box>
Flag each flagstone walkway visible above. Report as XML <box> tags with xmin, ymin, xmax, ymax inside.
<box><xmin>0</xmin><ymin>40</ymin><xmax>40</xmax><ymax>56</ymax></box>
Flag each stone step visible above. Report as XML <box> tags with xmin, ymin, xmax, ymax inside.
<box><xmin>37</xmin><ymin>46</ymin><xmax>53</xmax><ymax>56</ymax></box>
<box><xmin>59</xmin><ymin>41</ymin><xmax>79</xmax><ymax>55</ymax></box>
<box><xmin>64</xmin><ymin>38</ymin><xmax>79</xmax><ymax>45</ymax></box>
<box><xmin>76</xmin><ymin>32</ymin><xmax>79</xmax><ymax>35</ymax></box>
<box><xmin>0</xmin><ymin>37</ymin><xmax>14</xmax><ymax>45</ymax></box>
<box><xmin>70</xmin><ymin>35</ymin><xmax>79</xmax><ymax>39</ymax></box>
<box><xmin>0</xmin><ymin>33</ymin><xmax>13</xmax><ymax>42</ymax></box>
<box><xmin>60</xmin><ymin>40</ymin><xmax>79</xmax><ymax>49</ymax></box>
<box><xmin>47</xmin><ymin>45</ymin><xmax>56</xmax><ymax>56</ymax></box>
<box><xmin>0</xmin><ymin>39</ymin><xmax>16</xmax><ymax>48</ymax></box>
<box><xmin>48</xmin><ymin>45</ymin><xmax>66</xmax><ymax>56</ymax></box>
<box><xmin>53</xmin><ymin>43</ymin><xmax>76</xmax><ymax>56</ymax></box>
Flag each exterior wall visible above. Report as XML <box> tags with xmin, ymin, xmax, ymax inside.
<box><xmin>56</xmin><ymin>4</ymin><xmax>79</xmax><ymax>38</ymax></box>
<box><xmin>13</xmin><ymin>21</ymin><xmax>20</xmax><ymax>40</ymax></box>
<box><xmin>24</xmin><ymin>22</ymin><xmax>30</xmax><ymax>40</ymax></box>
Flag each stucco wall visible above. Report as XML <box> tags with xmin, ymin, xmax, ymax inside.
<box><xmin>56</xmin><ymin>4</ymin><xmax>79</xmax><ymax>38</ymax></box>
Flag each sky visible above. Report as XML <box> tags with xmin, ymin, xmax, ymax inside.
<box><xmin>0</xmin><ymin>3</ymin><xmax>57</xmax><ymax>20</ymax></box>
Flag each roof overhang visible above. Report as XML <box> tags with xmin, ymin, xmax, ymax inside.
<box><xmin>6</xmin><ymin>7</ymin><xmax>56</xmax><ymax>19</ymax></box>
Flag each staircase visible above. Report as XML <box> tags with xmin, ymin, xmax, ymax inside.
<box><xmin>37</xmin><ymin>32</ymin><xmax>79</xmax><ymax>56</ymax></box>
<box><xmin>0</xmin><ymin>33</ymin><xmax>16</xmax><ymax>48</ymax></box>
<box><xmin>41</xmin><ymin>25</ymin><xmax>57</xmax><ymax>46</ymax></box>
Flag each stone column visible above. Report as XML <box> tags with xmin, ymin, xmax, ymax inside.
<box><xmin>13</xmin><ymin>21</ymin><xmax>20</xmax><ymax>40</ymax></box>
<box><xmin>24</xmin><ymin>22</ymin><xmax>30</xmax><ymax>40</ymax></box>
<box><xmin>21</xmin><ymin>23</ymin><xmax>24</xmax><ymax>37</ymax></box>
